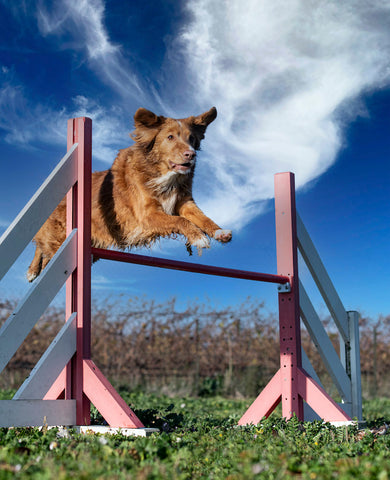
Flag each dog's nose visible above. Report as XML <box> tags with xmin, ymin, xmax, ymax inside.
<box><xmin>183</xmin><ymin>150</ymin><xmax>195</xmax><ymax>161</ymax></box>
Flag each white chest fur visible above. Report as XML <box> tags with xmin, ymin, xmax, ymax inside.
<box><xmin>149</xmin><ymin>171</ymin><xmax>183</xmax><ymax>216</ymax></box>
<box><xmin>160</xmin><ymin>192</ymin><xmax>177</xmax><ymax>215</ymax></box>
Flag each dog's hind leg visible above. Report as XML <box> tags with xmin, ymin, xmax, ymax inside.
<box><xmin>27</xmin><ymin>246</ymin><xmax>44</xmax><ymax>282</ymax></box>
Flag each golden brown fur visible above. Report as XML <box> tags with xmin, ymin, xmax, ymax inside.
<box><xmin>27</xmin><ymin>107</ymin><xmax>232</xmax><ymax>282</ymax></box>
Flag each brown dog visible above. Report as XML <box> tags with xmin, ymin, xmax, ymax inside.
<box><xmin>27</xmin><ymin>107</ymin><xmax>232</xmax><ymax>281</ymax></box>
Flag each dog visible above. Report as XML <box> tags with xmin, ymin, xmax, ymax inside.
<box><xmin>27</xmin><ymin>107</ymin><xmax>232</xmax><ymax>282</ymax></box>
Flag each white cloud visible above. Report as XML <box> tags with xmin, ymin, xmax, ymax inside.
<box><xmin>0</xmin><ymin>78</ymin><xmax>128</xmax><ymax>164</ymax></box>
<box><xmin>70</xmin><ymin>95</ymin><xmax>129</xmax><ymax>163</ymax></box>
<box><xmin>3</xmin><ymin>1</ymin><xmax>390</xmax><ymax>232</ymax></box>
<box><xmin>0</xmin><ymin>218</ymin><xmax>9</xmax><ymax>229</ymax></box>
<box><xmin>91</xmin><ymin>273</ymin><xmax>138</xmax><ymax>291</ymax></box>
<box><xmin>36</xmin><ymin>0</ymin><xmax>145</xmax><ymax>101</ymax></box>
<box><xmin>170</xmin><ymin>0</ymin><xmax>390</xmax><ymax>228</ymax></box>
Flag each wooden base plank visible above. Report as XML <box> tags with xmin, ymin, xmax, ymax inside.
<box><xmin>0</xmin><ymin>400</ymin><xmax>76</xmax><ymax>427</ymax></box>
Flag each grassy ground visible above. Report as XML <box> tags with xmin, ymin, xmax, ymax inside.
<box><xmin>0</xmin><ymin>391</ymin><xmax>390</xmax><ymax>479</ymax></box>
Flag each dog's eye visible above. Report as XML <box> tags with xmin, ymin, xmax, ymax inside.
<box><xmin>167</xmin><ymin>135</ymin><xmax>174</xmax><ymax>140</ymax></box>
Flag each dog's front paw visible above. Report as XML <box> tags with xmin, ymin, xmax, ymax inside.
<box><xmin>192</xmin><ymin>234</ymin><xmax>210</xmax><ymax>249</ymax></box>
<box><xmin>189</xmin><ymin>234</ymin><xmax>210</xmax><ymax>256</ymax></box>
<box><xmin>214</xmin><ymin>229</ymin><xmax>232</xmax><ymax>243</ymax></box>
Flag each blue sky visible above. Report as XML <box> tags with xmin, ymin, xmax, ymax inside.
<box><xmin>0</xmin><ymin>0</ymin><xmax>390</xmax><ymax>320</ymax></box>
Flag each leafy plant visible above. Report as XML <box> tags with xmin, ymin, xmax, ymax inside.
<box><xmin>0</xmin><ymin>393</ymin><xmax>390</xmax><ymax>479</ymax></box>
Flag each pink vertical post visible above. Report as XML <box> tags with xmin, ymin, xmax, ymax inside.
<box><xmin>66</xmin><ymin>117</ymin><xmax>92</xmax><ymax>425</ymax></box>
<box><xmin>274</xmin><ymin>172</ymin><xmax>303</xmax><ymax>420</ymax></box>
<box><xmin>46</xmin><ymin>117</ymin><xmax>144</xmax><ymax>428</ymax></box>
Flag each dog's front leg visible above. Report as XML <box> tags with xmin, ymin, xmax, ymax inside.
<box><xmin>177</xmin><ymin>199</ymin><xmax>232</xmax><ymax>243</ymax></box>
<box><xmin>145</xmin><ymin>209</ymin><xmax>211</xmax><ymax>249</ymax></box>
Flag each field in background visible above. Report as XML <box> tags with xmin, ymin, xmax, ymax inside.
<box><xmin>1</xmin><ymin>296</ymin><xmax>389</xmax><ymax>399</ymax></box>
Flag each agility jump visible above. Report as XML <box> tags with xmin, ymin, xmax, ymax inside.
<box><xmin>0</xmin><ymin>117</ymin><xmax>362</xmax><ymax>429</ymax></box>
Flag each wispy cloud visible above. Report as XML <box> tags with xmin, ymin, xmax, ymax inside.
<box><xmin>169</xmin><ymin>0</ymin><xmax>390</xmax><ymax>227</ymax></box>
<box><xmin>0</xmin><ymin>218</ymin><xmax>10</xmax><ymax>229</ymax></box>
<box><xmin>2</xmin><ymin>0</ymin><xmax>390</xmax><ymax>231</ymax></box>
<box><xmin>92</xmin><ymin>273</ymin><xmax>138</xmax><ymax>291</ymax></box>
<box><xmin>0</xmin><ymin>67</ymin><xmax>128</xmax><ymax>163</ymax></box>
<box><xmin>36</xmin><ymin>0</ymin><xmax>146</xmax><ymax>102</ymax></box>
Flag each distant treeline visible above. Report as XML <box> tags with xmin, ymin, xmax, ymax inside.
<box><xmin>0</xmin><ymin>297</ymin><xmax>388</xmax><ymax>398</ymax></box>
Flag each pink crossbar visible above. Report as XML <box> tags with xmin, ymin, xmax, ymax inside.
<box><xmin>91</xmin><ymin>248</ymin><xmax>290</xmax><ymax>286</ymax></box>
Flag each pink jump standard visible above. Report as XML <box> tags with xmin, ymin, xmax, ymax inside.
<box><xmin>238</xmin><ymin>173</ymin><xmax>351</xmax><ymax>424</ymax></box>
<box><xmin>44</xmin><ymin>117</ymin><xmax>144</xmax><ymax>429</ymax></box>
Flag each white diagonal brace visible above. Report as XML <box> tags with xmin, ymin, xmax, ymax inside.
<box><xmin>301</xmin><ymin>348</ymin><xmax>323</xmax><ymax>388</ymax></box>
<box><xmin>0</xmin><ymin>144</ymin><xmax>77</xmax><ymax>281</ymax></box>
<box><xmin>297</xmin><ymin>213</ymin><xmax>349</xmax><ymax>341</ymax></box>
<box><xmin>0</xmin><ymin>230</ymin><xmax>77</xmax><ymax>374</ymax></box>
<box><xmin>300</xmin><ymin>281</ymin><xmax>351</xmax><ymax>402</ymax></box>
<box><xmin>14</xmin><ymin>313</ymin><xmax>77</xmax><ymax>400</ymax></box>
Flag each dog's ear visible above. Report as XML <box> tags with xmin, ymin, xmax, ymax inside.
<box><xmin>131</xmin><ymin>108</ymin><xmax>165</xmax><ymax>150</ymax></box>
<box><xmin>193</xmin><ymin>107</ymin><xmax>217</xmax><ymax>128</ymax></box>
<box><xmin>190</xmin><ymin>107</ymin><xmax>217</xmax><ymax>146</ymax></box>
<box><xmin>134</xmin><ymin>108</ymin><xmax>165</xmax><ymax>129</ymax></box>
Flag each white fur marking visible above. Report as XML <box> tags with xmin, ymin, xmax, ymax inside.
<box><xmin>152</xmin><ymin>171</ymin><xmax>177</xmax><ymax>187</ymax></box>
<box><xmin>148</xmin><ymin>171</ymin><xmax>179</xmax><ymax>194</ymax></box>
<box><xmin>192</xmin><ymin>235</ymin><xmax>210</xmax><ymax>249</ymax></box>
<box><xmin>125</xmin><ymin>226</ymin><xmax>144</xmax><ymax>246</ymax></box>
<box><xmin>26</xmin><ymin>271</ymin><xmax>37</xmax><ymax>282</ymax></box>
<box><xmin>161</xmin><ymin>193</ymin><xmax>177</xmax><ymax>215</ymax></box>
<box><xmin>214</xmin><ymin>229</ymin><xmax>232</xmax><ymax>238</ymax></box>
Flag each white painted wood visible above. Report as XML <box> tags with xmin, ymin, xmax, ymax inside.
<box><xmin>0</xmin><ymin>144</ymin><xmax>78</xmax><ymax>281</ymax></box>
<box><xmin>0</xmin><ymin>400</ymin><xmax>76</xmax><ymax>427</ymax></box>
<box><xmin>339</xmin><ymin>332</ymin><xmax>347</xmax><ymax>371</ymax></box>
<box><xmin>302</xmin><ymin>347</ymin><xmax>323</xmax><ymax>422</ymax></box>
<box><xmin>348</xmin><ymin>311</ymin><xmax>363</xmax><ymax>420</ymax></box>
<box><xmin>297</xmin><ymin>213</ymin><xmax>349</xmax><ymax>341</ymax></box>
<box><xmin>0</xmin><ymin>230</ymin><xmax>77</xmax><ymax>374</ymax></box>
<box><xmin>302</xmin><ymin>348</ymin><xmax>323</xmax><ymax>387</ymax></box>
<box><xmin>300</xmin><ymin>280</ymin><xmax>351</xmax><ymax>402</ymax></box>
<box><xmin>14</xmin><ymin>313</ymin><xmax>77</xmax><ymax>400</ymax></box>
<box><xmin>76</xmin><ymin>426</ymin><xmax>159</xmax><ymax>436</ymax></box>
<box><xmin>302</xmin><ymin>348</ymin><xmax>322</xmax><ymax>421</ymax></box>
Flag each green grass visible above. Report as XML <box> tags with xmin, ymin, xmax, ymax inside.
<box><xmin>1</xmin><ymin>393</ymin><xmax>390</xmax><ymax>479</ymax></box>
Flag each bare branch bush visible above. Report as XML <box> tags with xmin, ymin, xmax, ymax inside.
<box><xmin>0</xmin><ymin>297</ymin><xmax>389</xmax><ymax>398</ymax></box>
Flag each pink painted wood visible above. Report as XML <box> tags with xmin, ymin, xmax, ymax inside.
<box><xmin>43</xmin><ymin>367</ymin><xmax>67</xmax><ymax>400</ymax></box>
<box><xmin>238</xmin><ymin>172</ymin><xmax>351</xmax><ymax>424</ymax></box>
<box><xmin>66</xmin><ymin>117</ymin><xmax>92</xmax><ymax>425</ymax></box>
<box><xmin>238</xmin><ymin>370</ymin><xmax>282</xmax><ymax>424</ymax></box>
<box><xmin>83</xmin><ymin>360</ymin><xmax>144</xmax><ymax>428</ymax></box>
<box><xmin>91</xmin><ymin>248</ymin><xmax>290</xmax><ymax>285</ymax></box>
<box><xmin>64</xmin><ymin>117</ymin><xmax>143</xmax><ymax>428</ymax></box>
<box><xmin>296</xmin><ymin>368</ymin><xmax>352</xmax><ymax>421</ymax></box>
<box><xmin>275</xmin><ymin>172</ymin><xmax>303</xmax><ymax>420</ymax></box>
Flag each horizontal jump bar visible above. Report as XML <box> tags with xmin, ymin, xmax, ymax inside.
<box><xmin>91</xmin><ymin>248</ymin><xmax>290</xmax><ymax>285</ymax></box>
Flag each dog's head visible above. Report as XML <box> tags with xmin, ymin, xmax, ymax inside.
<box><xmin>131</xmin><ymin>107</ymin><xmax>217</xmax><ymax>176</ymax></box>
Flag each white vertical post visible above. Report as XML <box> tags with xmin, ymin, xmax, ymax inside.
<box><xmin>348</xmin><ymin>311</ymin><xmax>362</xmax><ymax>420</ymax></box>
